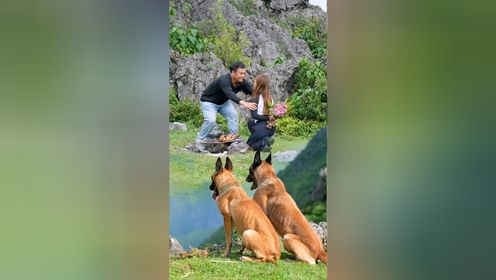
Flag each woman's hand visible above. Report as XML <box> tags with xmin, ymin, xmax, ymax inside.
<box><xmin>266</xmin><ymin>118</ymin><xmax>276</xmax><ymax>129</ymax></box>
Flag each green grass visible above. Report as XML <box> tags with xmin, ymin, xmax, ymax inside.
<box><xmin>169</xmin><ymin>128</ymin><xmax>310</xmax><ymax>195</ymax></box>
<box><xmin>170</xmin><ymin>242</ymin><xmax>327</xmax><ymax>279</ymax></box>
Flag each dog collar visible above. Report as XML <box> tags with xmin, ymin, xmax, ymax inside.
<box><xmin>256</xmin><ymin>178</ymin><xmax>281</xmax><ymax>190</ymax></box>
<box><xmin>218</xmin><ymin>184</ymin><xmax>242</xmax><ymax>196</ymax></box>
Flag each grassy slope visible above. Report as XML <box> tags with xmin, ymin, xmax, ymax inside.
<box><xmin>170</xmin><ymin>243</ymin><xmax>327</xmax><ymax>280</ymax></box>
<box><xmin>170</xmin><ymin>257</ymin><xmax>327</xmax><ymax>280</ymax></box>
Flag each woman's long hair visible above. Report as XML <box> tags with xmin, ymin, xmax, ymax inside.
<box><xmin>252</xmin><ymin>74</ymin><xmax>273</xmax><ymax>115</ymax></box>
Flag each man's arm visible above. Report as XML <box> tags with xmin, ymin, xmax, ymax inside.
<box><xmin>240</xmin><ymin>100</ymin><xmax>257</xmax><ymax>110</ymax></box>
<box><xmin>219</xmin><ymin>76</ymin><xmax>257</xmax><ymax>110</ymax></box>
<box><xmin>219</xmin><ymin>76</ymin><xmax>242</xmax><ymax>104</ymax></box>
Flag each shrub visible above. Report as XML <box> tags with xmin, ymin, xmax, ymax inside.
<box><xmin>169</xmin><ymin>7</ymin><xmax>208</xmax><ymax>56</ymax></box>
<box><xmin>276</xmin><ymin>117</ymin><xmax>325</xmax><ymax>138</ymax></box>
<box><xmin>276</xmin><ymin>16</ymin><xmax>327</xmax><ymax>59</ymax></box>
<box><xmin>303</xmin><ymin>202</ymin><xmax>327</xmax><ymax>223</ymax></box>
<box><xmin>292</xmin><ymin>17</ymin><xmax>327</xmax><ymax>58</ymax></box>
<box><xmin>287</xmin><ymin>58</ymin><xmax>327</xmax><ymax>122</ymax></box>
<box><xmin>200</xmin><ymin>0</ymin><xmax>252</xmax><ymax>67</ymax></box>
<box><xmin>170</xmin><ymin>24</ymin><xmax>208</xmax><ymax>56</ymax></box>
<box><xmin>169</xmin><ymin>88</ymin><xmax>203</xmax><ymax>127</ymax></box>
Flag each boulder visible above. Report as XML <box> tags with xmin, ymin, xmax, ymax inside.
<box><xmin>186</xmin><ymin>139</ymin><xmax>248</xmax><ymax>155</ymax></box>
<box><xmin>309</xmin><ymin>221</ymin><xmax>327</xmax><ymax>250</ymax></box>
<box><xmin>267</xmin><ymin>0</ymin><xmax>309</xmax><ymax>12</ymax></box>
<box><xmin>170</xmin><ymin>51</ymin><xmax>228</xmax><ymax>102</ymax></box>
<box><xmin>169</xmin><ymin>235</ymin><xmax>186</xmax><ymax>257</ymax></box>
<box><xmin>275</xmin><ymin>5</ymin><xmax>326</xmax><ymax>19</ymax></box>
<box><xmin>169</xmin><ymin>122</ymin><xmax>187</xmax><ymax>132</ymax></box>
<box><xmin>260</xmin><ymin>58</ymin><xmax>300</xmax><ymax>101</ymax></box>
<box><xmin>238</xmin><ymin>16</ymin><xmax>312</xmax><ymax>68</ymax></box>
<box><xmin>227</xmin><ymin>141</ymin><xmax>250</xmax><ymax>154</ymax></box>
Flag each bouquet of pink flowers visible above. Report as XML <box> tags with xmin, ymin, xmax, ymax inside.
<box><xmin>266</xmin><ymin>102</ymin><xmax>287</xmax><ymax>129</ymax></box>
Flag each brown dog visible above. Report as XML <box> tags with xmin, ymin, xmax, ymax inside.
<box><xmin>246</xmin><ymin>151</ymin><xmax>328</xmax><ymax>264</ymax></box>
<box><xmin>210</xmin><ymin>157</ymin><xmax>280</xmax><ymax>263</ymax></box>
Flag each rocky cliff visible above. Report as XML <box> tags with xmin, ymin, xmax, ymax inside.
<box><xmin>169</xmin><ymin>0</ymin><xmax>326</xmax><ymax>107</ymax></box>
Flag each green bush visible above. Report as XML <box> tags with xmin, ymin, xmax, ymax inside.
<box><xmin>200</xmin><ymin>0</ymin><xmax>252</xmax><ymax>67</ymax></box>
<box><xmin>275</xmin><ymin>16</ymin><xmax>327</xmax><ymax>59</ymax></box>
<box><xmin>238</xmin><ymin>118</ymin><xmax>251</xmax><ymax>138</ymax></box>
<box><xmin>169</xmin><ymin>7</ymin><xmax>208</xmax><ymax>56</ymax></box>
<box><xmin>170</xmin><ymin>24</ymin><xmax>208</xmax><ymax>56</ymax></box>
<box><xmin>287</xmin><ymin>58</ymin><xmax>327</xmax><ymax>122</ymax></box>
<box><xmin>169</xmin><ymin>88</ymin><xmax>203</xmax><ymax>127</ymax></box>
<box><xmin>290</xmin><ymin>17</ymin><xmax>327</xmax><ymax>58</ymax></box>
<box><xmin>276</xmin><ymin>117</ymin><xmax>325</xmax><ymax>138</ymax></box>
<box><xmin>303</xmin><ymin>202</ymin><xmax>327</xmax><ymax>223</ymax></box>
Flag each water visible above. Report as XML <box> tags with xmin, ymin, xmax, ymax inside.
<box><xmin>169</xmin><ymin>185</ymin><xmax>223</xmax><ymax>248</ymax></box>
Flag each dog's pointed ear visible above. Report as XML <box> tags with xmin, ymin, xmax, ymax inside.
<box><xmin>253</xmin><ymin>151</ymin><xmax>261</xmax><ymax>167</ymax></box>
<box><xmin>265</xmin><ymin>153</ymin><xmax>272</xmax><ymax>165</ymax></box>
<box><xmin>215</xmin><ymin>157</ymin><xmax>222</xmax><ymax>171</ymax></box>
<box><xmin>225</xmin><ymin>157</ymin><xmax>233</xmax><ymax>171</ymax></box>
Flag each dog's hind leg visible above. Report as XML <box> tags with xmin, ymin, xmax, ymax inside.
<box><xmin>283</xmin><ymin>234</ymin><xmax>316</xmax><ymax>265</ymax></box>
<box><xmin>241</xmin><ymin>229</ymin><xmax>271</xmax><ymax>262</ymax></box>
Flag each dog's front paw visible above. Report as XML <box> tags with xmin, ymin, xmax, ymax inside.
<box><xmin>222</xmin><ymin>251</ymin><xmax>231</xmax><ymax>257</ymax></box>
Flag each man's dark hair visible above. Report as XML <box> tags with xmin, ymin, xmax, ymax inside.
<box><xmin>229</xmin><ymin>61</ymin><xmax>246</xmax><ymax>73</ymax></box>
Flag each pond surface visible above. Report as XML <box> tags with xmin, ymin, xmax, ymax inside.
<box><xmin>169</xmin><ymin>161</ymin><xmax>291</xmax><ymax>249</ymax></box>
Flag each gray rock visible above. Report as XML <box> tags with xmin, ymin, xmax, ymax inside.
<box><xmin>273</xmin><ymin>150</ymin><xmax>298</xmax><ymax>162</ymax></box>
<box><xmin>186</xmin><ymin>138</ymin><xmax>250</xmax><ymax>155</ymax></box>
<box><xmin>269</xmin><ymin>0</ymin><xmax>309</xmax><ymax>12</ymax></box>
<box><xmin>169</xmin><ymin>122</ymin><xmax>187</xmax><ymax>132</ymax></box>
<box><xmin>227</xmin><ymin>141</ymin><xmax>250</xmax><ymax>154</ymax></box>
<box><xmin>309</xmin><ymin>221</ymin><xmax>327</xmax><ymax>250</ymax></box>
<box><xmin>239</xmin><ymin>16</ymin><xmax>312</xmax><ymax>69</ymax></box>
<box><xmin>169</xmin><ymin>51</ymin><xmax>228</xmax><ymax>102</ymax></box>
<box><xmin>169</xmin><ymin>0</ymin><xmax>319</xmax><ymax>105</ymax></box>
<box><xmin>275</xmin><ymin>5</ymin><xmax>326</xmax><ymax>19</ymax></box>
<box><xmin>169</xmin><ymin>235</ymin><xmax>186</xmax><ymax>257</ymax></box>
<box><xmin>261</xmin><ymin>58</ymin><xmax>300</xmax><ymax>101</ymax></box>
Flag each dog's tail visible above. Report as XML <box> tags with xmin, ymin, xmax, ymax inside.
<box><xmin>317</xmin><ymin>250</ymin><xmax>328</xmax><ymax>264</ymax></box>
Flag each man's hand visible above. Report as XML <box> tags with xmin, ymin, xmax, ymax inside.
<box><xmin>239</xmin><ymin>100</ymin><xmax>257</xmax><ymax>111</ymax></box>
